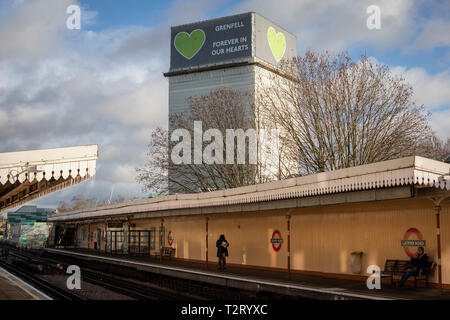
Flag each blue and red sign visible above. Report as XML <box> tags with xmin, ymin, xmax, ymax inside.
<box><xmin>168</xmin><ymin>231</ymin><xmax>174</xmax><ymax>246</ymax></box>
<box><xmin>401</xmin><ymin>228</ymin><xmax>426</xmax><ymax>258</ymax></box>
<box><xmin>270</xmin><ymin>230</ymin><xmax>283</xmax><ymax>252</ymax></box>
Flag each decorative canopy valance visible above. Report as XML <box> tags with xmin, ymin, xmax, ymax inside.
<box><xmin>50</xmin><ymin>155</ymin><xmax>449</xmax><ymax>222</ymax></box>
<box><xmin>0</xmin><ymin>145</ymin><xmax>98</xmax><ymax>212</ymax></box>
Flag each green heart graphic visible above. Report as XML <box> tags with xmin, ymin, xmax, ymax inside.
<box><xmin>267</xmin><ymin>27</ymin><xmax>286</xmax><ymax>62</ymax></box>
<box><xmin>174</xmin><ymin>29</ymin><xmax>206</xmax><ymax>60</ymax></box>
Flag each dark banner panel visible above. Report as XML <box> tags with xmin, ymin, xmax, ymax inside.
<box><xmin>170</xmin><ymin>13</ymin><xmax>253</xmax><ymax>70</ymax></box>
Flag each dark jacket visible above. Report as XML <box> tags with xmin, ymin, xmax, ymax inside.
<box><xmin>410</xmin><ymin>253</ymin><xmax>428</xmax><ymax>273</ymax></box>
<box><xmin>216</xmin><ymin>237</ymin><xmax>229</xmax><ymax>257</ymax></box>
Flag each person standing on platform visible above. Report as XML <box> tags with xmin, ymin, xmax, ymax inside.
<box><xmin>216</xmin><ymin>234</ymin><xmax>229</xmax><ymax>271</ymax></box>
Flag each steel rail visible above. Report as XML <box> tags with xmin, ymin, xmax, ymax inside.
<box><xmin>3</xmin><ymin>247</ymin><xmax>183</xmax><ymax>300</ymax></box>
<box><xmin>0</xmin><ymin>258</ymin><xmax>83</xmax><ymax>300</ymax></box>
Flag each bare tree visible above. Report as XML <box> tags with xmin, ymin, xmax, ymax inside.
<box><xmin>415</xmin><ymin>135</ymin><xmax>450</xmax><ymax>161</ymax></box>
<box><xmin>258</xmin><ymin>51</ymin><xmax>435</xmax><ymax>174</ymax></box>
<box><xmin>57</xmin><ymin>196</ymin><xmax>97</xmax><ymax>213</ymax></box>
<box><xmin>136</xmin><ymin>87</ymin><xmax>286</xmax><ymax>194</ymax></box>
<box><xmin>138</xmin><ymin>51</ymin><xmax>443</xmax><ymax>194</ymax></box>
<box><xmin>136</xmin><ymin>126</ymin><xmax>170</xmax><ymax>194</ymax></box>
<box><xmin>57</xmin><ymin>194</ymin><xmax>129</xmax><ymax>212</ymax></box>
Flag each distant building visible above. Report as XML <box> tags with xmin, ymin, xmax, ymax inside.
<box><xmin>5</xmin><ymin>205</ymin><xmax>55</xmax><ymax>246</ymax></box>
<box><xmin>49</xmin><ymin>156</ymin><xmax>450</xmax><ymax>288</ymax></box>
<box><xmin>165</xmin><ymin>12</ymin><xmax>298</xmax><ymax>193</ymax></box>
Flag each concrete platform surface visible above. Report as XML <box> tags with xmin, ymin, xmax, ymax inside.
<box><xmin>44</xmin><ymin>248</ymin><xmax>450</xmax><ymax>300</ymax></box>
<box><xmin>0</xmin><ymin>266</ymin><xmax>51</xmax><ymax>300</ymax></box>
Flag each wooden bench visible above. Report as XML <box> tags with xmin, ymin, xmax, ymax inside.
<box><xmin>380</xmin><ymin>259</ymin><xmax>397</xmax><ymax>285</ymax></box>
<box><xmin>415</xmin><ymin>261</ymin><xmax>436</xmax><ymax>288</ymax></box>
<box><xmin>381</xmin><ymin>259</ymin><xmax>435</xmax><ymax>288</ymax></box>
<box><xmin>152</xmin><ymin>247</ymin><xmax>176</xmax><ymax>259</ymax></box>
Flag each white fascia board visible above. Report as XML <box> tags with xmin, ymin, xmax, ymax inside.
<box><xmin>49</xmin><ymin>156</ymin><xmax>450</xmax><ymax>223</ymax></box>
<box><xmin>0</xmin><ymin>145</ymin><xmax>98</xmax><ymax>185</ymax></box>
<box><xmin>0</xmin><ymin>145</ymin><xmax>98</xmax><ymax>168</ymax></box>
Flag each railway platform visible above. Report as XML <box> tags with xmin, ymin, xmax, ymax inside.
<box><xmin>44</xmin><ymin>248</ymin><xmax>450</xmax><ymax>300</ymax></box>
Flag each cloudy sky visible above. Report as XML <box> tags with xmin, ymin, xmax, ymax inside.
<box><xmin>0</xmin><ymin>0</ymin><xmax>448</xmax><ymax>208</ymax></box>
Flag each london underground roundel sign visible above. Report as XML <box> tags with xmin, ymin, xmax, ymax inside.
<box><xmin>270</xmin><ymin>230</ymin><xmax>283</xmax><ymax>252</ymax></box>
<box><xmin>401</xmin><ymin>228</ymin><xmax>425</xmax><ymax>258</ymax></box>
<box><xmin>168</xmin><ymin>231</ymin><xmax>174</xmax><ymax>246</ymax></box>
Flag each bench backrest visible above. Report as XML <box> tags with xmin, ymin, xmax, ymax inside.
<box><xmin>396</xmin><ymin>260</ymin><xmax>412</xmax><ymax>273</ymax></box>
<box><xmin>384</xmin><ymin>259</ymin><xmax>434</xmax><ymax>275</ymax></box>
<box><xmin>419</xmin><ymin>261</ymin><xmax>435</xmax><ymax>276</ymax></box>
<box><xmin>384</xmin><ymin>259</ymin><xmax>397</xmax><ymax>273</ymax></box>
<box><xmin>162</xmin><ymin>247</ymin><xmax>175</xmax><ymax>256</ymax></box>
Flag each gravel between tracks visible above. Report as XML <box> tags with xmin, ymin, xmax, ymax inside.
<box><xmin>39</xmin><ymin>274</ymin><xmax>135</xmax><ymax>300</ymax></box>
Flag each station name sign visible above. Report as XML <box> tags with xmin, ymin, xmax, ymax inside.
<box><xmin>107</xmin><ymin>222</ymin><xmax>123</xmax><ymax>228</ymax></box>
<box><xmin>170</xmin><ymin>13</ymin><xmax>252</xmax><ymax>70</ymax></box>
<box><xmin>401</xmin><ymin>239</ymin><xmax>426</xmax><ymax>247</ymax></box>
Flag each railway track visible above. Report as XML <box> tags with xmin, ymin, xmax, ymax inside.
<box><xmin>1</xmin><ymin>245</ymin><xmax>187</xmax><ymax>300</ymax></box>
<box><xmin>81</xmin><ymin>269</ymin><xmax>177</xmax><ymax>300</ymax></box>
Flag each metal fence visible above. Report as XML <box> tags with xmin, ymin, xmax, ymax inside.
<box><xmin>106</xmin><ymin>230</ymin><xmax>124</xmax><ymax>254</ymax></box>
<box><xmin>129</xmin><ymin>230</ymin><xmax>150</xmax><ymax>256</ymax></box>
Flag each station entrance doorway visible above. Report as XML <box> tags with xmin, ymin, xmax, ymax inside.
<box><xmin>106</xmin><ymin>230</ymin><xmax>124</xmax><ymax>254</ymax></box>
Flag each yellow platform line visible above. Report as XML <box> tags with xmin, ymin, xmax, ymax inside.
<box><xmin>0</xmin><ymin>270</ymin><xmax>41</xmax><ymax>300</ymax></box>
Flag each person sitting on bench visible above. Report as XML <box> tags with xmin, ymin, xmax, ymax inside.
<box><xmin>398</xmin><ymin>247</ymin><xmax>428</xmax><ymax>288</ymax></box>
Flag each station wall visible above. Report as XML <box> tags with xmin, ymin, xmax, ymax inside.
<box><xmin>290</xmin><ymin>199</ymin><xmax>442</xmax><ymax>281</ymax></box>
<box><xmin>76</xmin><ymin>222</ymin><xmax>105</xmax><ymax>251</ymax></box>
<box><xmin>72</xmin><ymin>198</ymin><xmax>450</xmax><ymax>285</ymax></box>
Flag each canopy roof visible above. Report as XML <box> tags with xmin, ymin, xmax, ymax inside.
<box><xmin>50</xmin><ymin>155</ymin><xmax>450</xmax><ymax>222</ymax></box>
<box><xmin>0</xmin><ymin>145</ymin><xmax>98</xmax><ymax>212</ymax></box>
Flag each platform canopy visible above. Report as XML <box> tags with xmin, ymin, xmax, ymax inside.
<box><xmin>49</xmin><ymin>155</ymin><xmax>450</xmax><ymax>223</ymax></box>
<box><xmin>0</xmin><ymin>145</ymin><xmax>98</xmax><ymax>212</ymax></box>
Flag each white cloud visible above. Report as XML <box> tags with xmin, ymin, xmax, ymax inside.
<box><xmin>1</xmin><ymin>0</ymin><xmax>448</xmax><ymax>208</ymax></box>
<box><xmin>409</xmin><ymin>19</ymin><xmax>450</xmax><ymax>51</ymax></box>
<box><xmin>164</xmin><ymin>0</ymin><xmax>229</xmax><ymax>26</ymax></box>
<box><xmin>0</xmin><ymin>109</ymin><xmax>8</xmax><ymax>130</ymax></box>
<box><xmin>233</xmin><ymin>0</ymin><xmax>418</xmax><ymax>52</ymax></box>
<box><xmin>0</xmin><ymin>0</ymin><xmax>73</xmax><ymax>59</ymax></box>
<box><xmin>0</xmin><ymin>0</ymin><xmax>173</xmax><ymax>204</ymax></box>
<box><xmin>391</xmin><ymin>66</ymin><xmax>450</xmax><ymax>110</ymax></box>
<box><xmin>389</xmin><ymin>64</ymin><xmax>450</xmax><ymax>140</ymax></box>
<box><xmin>232</xmin><ymin>0</ymin><xmax>450</xmax><ymax>54</ymax></box>
<box><xmin>101</xmin><ymin>80</ymin><xmax>167</xmax><ymax>127</ymax></box>
<box><xmin>430</xmin><ymin>109</ymin><xmax>450</xmax><ymax>141</ymax></box>
<box><xmin>109</xmin><ymin>165</ymin><xmax>138</xmax><ymax>184</ymax></box>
